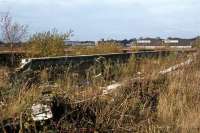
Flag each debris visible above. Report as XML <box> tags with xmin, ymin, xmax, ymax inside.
<box><xmin>137</xmin><ymin>72</ymin><xmax>142</xmax><ymax>75</ymax></box>
<box><xmin>159</xmin><ymin>58</ymin><xmax>193</xmax><ymax>75</ymax></box>
<box><xmin>102</xmin><ymin>77</ymin><xmax>143</xmax><ymax>95</ymax></box>
<box><xmin>103</xmin><ymin>83</ymin><xmax>122</xmax><ymax>95</ymax></box>
<box><xmin>31</xmin><ymin>104</ymin><xmax>53</xmax><ymax>121</ymax></box>
<box><xmin>94</xmin><ymin>73</ymin><xmax>102</xmax><ymax>78</ymax></box>
<box><xmin>102</xmin><ymin>57</ymin><xmax>194</xmax><ymax>95</ymax></box>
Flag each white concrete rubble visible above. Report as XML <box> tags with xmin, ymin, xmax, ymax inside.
<box><xmin>31</xmin><ymin>104</ymin><xmax>53</xmax><ymax>121</ymax></box>
<box><xmin>159</xmin><ymin>58</ymin><xmax>193</xmax><ymax>75</ymax></box>
<box><xmin>103</xmin><ymin>83</ymin><xmax>122</xmax><ymax>95</ymax></box>
<box><xmin>102</xmin><ymin>57</ymin><xmax>194</xmax><ymax>95</ymax></box>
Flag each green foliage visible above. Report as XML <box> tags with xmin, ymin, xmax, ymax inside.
<box><xmin>26</xmin><ymin>29</ymin><xmax>71</xmax><ymax>57</ymax></box>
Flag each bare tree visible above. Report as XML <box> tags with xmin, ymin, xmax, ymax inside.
<box><xmin>0</xmin><ymin>12</ymin><xmax>28</xmax><ymax>65</ymax></box>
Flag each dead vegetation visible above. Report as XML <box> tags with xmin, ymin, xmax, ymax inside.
<box><xmin>66</xmin><ymin>42</ymin><xmax>123</xmax><ymax>55</ymax></box>
<box><xmin>0</xmin><ymin>52</ymin><xmax>199</xmax><ymax>132</ymax></box>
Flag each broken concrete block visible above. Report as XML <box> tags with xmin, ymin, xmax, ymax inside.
<box><xmin>159</xmin><ymin>58</ymin><xmax>192</xmax><ymax>75</ymax></box>
<box><xmin>31</xmin><ymin>104</ymin><xmax>53</xmax><ymax>121</ymax></box>
<box><xmin>103</xmin><ymin>83</ymin><xmax>122</xmax><ymax>95</ymax></box>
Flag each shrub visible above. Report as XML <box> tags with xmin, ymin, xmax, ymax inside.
<box><xmin>25</xmin><ymin>29</ymin><xmax>71</xmax><ymax>57</ymax></box>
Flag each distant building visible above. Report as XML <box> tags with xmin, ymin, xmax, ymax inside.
<box><xmin>65</xmin><ymin>37</ymin><xmax>198</xmax><ymax>49</ymax></box>
<box><xmin>164</xmin><ymin>38</ymin><xmax>195</xmax><ymax>48</ymax></box>
<box><xmin>137</xmin><ymin>40</ymin><xmax>151</xmax><ymax>44</ymax></box>
<box><xmin>129</xmin><ymin>37</ymin><xmax>196</xmax><ymax>49</ymax></box>
<box><xmin>135</xmin><ymin>38</ymin><xmax>163</xmax><ymax>46</ymax></box>
<box><xmin>64</xmin><ymin>41</ymin><xmax>82</xmax><ymax>46</ymax></box>
<box><xmin>65</xmin><ymin>40</ymin><xmax>95</xmax><ymax>46</ymax></box>
<box><xmin>126</xmin><ymin>39</ymin><xmax>137</xmax><ymax>47</ymax></box>
<box><xmin>96</xmin><ymin>39</ymin><xmax>126</xmax><ymax>47</ymax></box>
<box><xmin>164</xmin><ymin>39</ymin><xmax>179</xmax><ymax>44</ymax></box>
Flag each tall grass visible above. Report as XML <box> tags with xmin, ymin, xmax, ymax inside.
<box><xmin>0</xmin><ymin>52</ymin><xmax>199</xmax><ymax>132</ymax></box>
<box><xmin>158</xmin><ymin>55</ymin><xmax>200</xmax><ymax>132</ymax></box>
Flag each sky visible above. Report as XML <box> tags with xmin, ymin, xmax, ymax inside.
<box><xmin>0</xmin><ymin>0</ymin><xmax>200</xmax><ymax>40</ymax></box>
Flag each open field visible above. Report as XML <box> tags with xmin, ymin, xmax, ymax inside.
<box><xmin>0</xmin><ymin>50</ymin><xmax>199</xmax><ymax>132</ymax></box>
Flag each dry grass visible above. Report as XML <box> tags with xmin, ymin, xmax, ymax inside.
<box><xmin>0</xmin><ymin>67</ymin><xmax>10</xmax><ymax>88</ymax></box>
<box><xmin>0</xmin><ymin>85</ymin><xmax>43</xmax><ymax>120</ymax></box>
<box><xmin>66</xmin><ymin>42</ymin><xmax>123</xmax><ymax>55</ymax></box>
<box><xmin>0</xmin><ymin>46</ymin><xmax>23</xmax><ymax>52</ymax></box>
<box><xmin>0</xmin><ymin>52</ymin><xmax>199</xmax><ymax>132</ymax></box>
<box><xmin>158</xmin><ymin>56</ymin><xmax>200</xmax><ymax>132</ymax></box>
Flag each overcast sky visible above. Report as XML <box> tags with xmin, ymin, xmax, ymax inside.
<box><xmin>0</xmin><ymin>0</ymin><xmax>200</xmax><ymax>40</ymax></box>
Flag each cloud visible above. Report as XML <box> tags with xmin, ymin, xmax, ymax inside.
<box><xmin>0</xmin><ymin>0</ymin><xmax>199</xmax><ymax>40</ymax></box>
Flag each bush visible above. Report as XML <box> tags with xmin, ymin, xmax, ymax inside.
<box><xmin>25</xmin><ymin>29</ymin><xmax>71</xmax><ymax>57</ymax></box>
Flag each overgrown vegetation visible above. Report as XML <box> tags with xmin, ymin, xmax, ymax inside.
<box><xmin>24</xmin><ymin>29</ymin><xmax>72</xmax><ymax>57</ymax></box>
<box><xmin>1</xmin><ymin>11</ymin><xmax>200</xmax><ymax>133</ymax></box>
<box><xmin>1</xmin><ymin>52</ymin><xmax>199</xmax><ymax>132</ymax></box>
<box><xmin>23</xmin><ymin>30</ymin><xmax>124</xmax><ymax>58</ymax></box>
<box><xmin>158</xmin><ymin>57</ymin><xmax>200</xmax><ymax>132</ymax></box>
